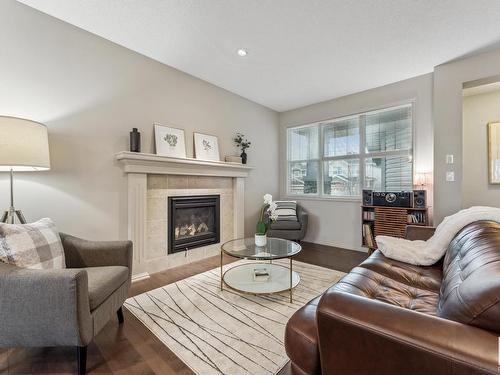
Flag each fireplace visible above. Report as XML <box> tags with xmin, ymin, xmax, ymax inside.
<box><xmin>167</xmin><ymin>195</ymin><xmax>220</xmax><ymax>254</ymax></box>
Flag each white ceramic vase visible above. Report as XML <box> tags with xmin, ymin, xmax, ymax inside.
<box><xmin>255</xmin><ymin>234</ymin><xmax>267</xmax><ymax>247</ymax></box>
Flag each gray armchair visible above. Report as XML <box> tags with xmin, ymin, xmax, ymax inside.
<box><xmin>0</xmin><ymin>233</ymin><xmax>133</xmax><ymax>375</ymax></box>
<box><xmin>267</xmin><ymin>204</ymin><xmax>308</xmax><ymax>241</ymax></box>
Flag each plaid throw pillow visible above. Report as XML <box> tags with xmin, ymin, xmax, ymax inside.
<box><xmin>0</xmin><ymin>218</ymin><xmax>65</xmax><ymax>269</ymax></box>
<box><xmin>274</xmin><ymin>201</ymin><xmax>298</xmax><ymax>221</ymax></box>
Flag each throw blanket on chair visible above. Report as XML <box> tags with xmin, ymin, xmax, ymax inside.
<box><xmin>376</xmin><ymin>206</ymin><xmax>500</xmax><ymax>266</ymax></box>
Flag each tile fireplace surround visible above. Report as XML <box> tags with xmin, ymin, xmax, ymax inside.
<box><xmin>116</xmin><ymin>151</ymin><xmax>253</xmax><ymax>281</ymax></box>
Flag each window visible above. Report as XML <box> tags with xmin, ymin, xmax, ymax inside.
<box><xmin>286</xmin><ymin>104</ymin><xmax>413</xmax><ymax>198</ymax></box>
<box><xmin>288</xmin><ymin>125</ymin><xmax>319</xmax><ymax>195</ymax></box>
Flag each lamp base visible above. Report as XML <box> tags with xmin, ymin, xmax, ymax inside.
<box><xmin>2</xmin><ymin>169</ymin><xmax>27</xmax><ymax>224</ymax></box>
<box><xmin>1</xmin><ymin>207</ymin><xmax>26</xmax><ymax>224</ymax></box>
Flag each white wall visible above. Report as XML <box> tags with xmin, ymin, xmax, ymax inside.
<box><xmin>433</xmin><ymin>49</ymin><xmax>500</xmax><ymax>223</ymax></box>
<box><xmin>462</xmin><ymin>89</ymin><xmax>500</xmax><ymax>207</ymax></box>
<box><xmin>0</xmin><ymin>0</ymin><xmax>279</xmax><ymax>240</ymax></box>
<box><xmin>279</xmin><ymin>74</ymin><xmax>434</xmax><ymax>251</ymax></box>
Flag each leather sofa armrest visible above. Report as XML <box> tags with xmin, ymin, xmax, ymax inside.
<box><xmin>0</xmin><ymin>262</ymin><xmax>93</xmax><ymax>347</ymax></box>
<box><xmin>405</xmin><ymin>225</ymin><xmax>435</xmax><ymax>241</ymax></box>
<box><xmin>60</xmin><ymin>233</ymin><xmax>133</xmax><ymax>272</ymax></box>
<box><xmin>317</xmin><ymin>290</ymin><xmax>499</xmax><ymax>375</ymax></box>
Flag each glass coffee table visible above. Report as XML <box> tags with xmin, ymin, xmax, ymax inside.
<box><xmin>220</xmin><ymin>237</ymin><xmax>302</xmax><ymax>302</ymax></box>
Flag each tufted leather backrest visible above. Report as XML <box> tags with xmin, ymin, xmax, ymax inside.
<box><xmin>437</xmin><ymin>221</ymin><xmax>500</xmax><ymax>333</ymax></box>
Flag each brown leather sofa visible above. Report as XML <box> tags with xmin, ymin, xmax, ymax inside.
<box><xmin>285</xmin><ymin>221</ymin><xmax>500</xmax><ymax>375</ymax></box>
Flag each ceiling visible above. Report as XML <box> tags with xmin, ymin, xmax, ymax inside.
<box><xmin>18</xmin><ymin>0</ymin><xmax>500</xmax><ymax>112</ymax></box>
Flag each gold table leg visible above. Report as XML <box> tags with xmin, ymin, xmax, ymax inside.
<box><xmin>290</xmin><ymin>257</ymin><xmax>293</xmax><ymax>303</ymax></box>
<box><xmin>220</xmin><ymin>249</ymin><xmax>223</xmax><ymax>291</ymax></box>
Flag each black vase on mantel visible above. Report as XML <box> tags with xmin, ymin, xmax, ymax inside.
<box><xmin>240</xmin><ymin>150</ymin><xmax>247</xmax><ymax>164</ymax></box>
<box><xmin>130</xmin><ymin>128</ymin><xmax>141</xmax><ymax>153</ymax></box>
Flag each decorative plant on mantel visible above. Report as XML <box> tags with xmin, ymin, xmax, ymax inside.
<box><xmin>255</xmin><ymin>194</ymin><xmax>278</xmax><ymax>246</ymax></box>
<box><xmin>234</xmin><ymin>133</ymin><xmax>251</xmax><ymax>164</ymax></box>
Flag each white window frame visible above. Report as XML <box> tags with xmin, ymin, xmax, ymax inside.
<box><xmin>286</xmin><ymin>123</ymin><xmax>321</xmax><ymax>196</ymax></box>
<box><xmin>285</xmin><ymin>102</ymin><xmax>414</xmax><ymax>200</ymax></box>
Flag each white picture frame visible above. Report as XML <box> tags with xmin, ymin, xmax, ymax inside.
<box><xmin>488</xmin><ymin>122</ymin><xmax>500</xmax><ymax>184</ymax></box>
<box><xmin>193</xmin><ymin>132</ymin><xmax>220</xmax><ymax>161</ymax></box>
<box><xmin>154</xmin><ymin>124</ymin><xmax>187</xmax><ymax>158</ymax></box>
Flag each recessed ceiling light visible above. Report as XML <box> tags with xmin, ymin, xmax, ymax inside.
<box><xmin>237</xmin><ymin>48</ymin><xmax>248</xmax><ymax>57</ymax></box>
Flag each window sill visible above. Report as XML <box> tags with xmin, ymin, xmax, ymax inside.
<box><xmin>282</xmin><ymin>195</ymin><xmax>362</xmax><ymax>203</ymax></box>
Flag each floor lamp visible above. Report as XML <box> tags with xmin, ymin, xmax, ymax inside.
<box><xmin>0</xmin><ymin>116</ymin><xmax>51</xmax><ymax>224</ymax></box>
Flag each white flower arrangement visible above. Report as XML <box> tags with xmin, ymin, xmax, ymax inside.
<box><xmin>268</xmin><ymin>201</ymin><xmax>278</xmax><ymax>221</ymax></box>
<box><xmin>263</xmin><ymin>194</ymin><xmax>273</xmax><ymax>205</ymax></box>
<box><xmin>256</xmin><ymin>194</ymin><xmax>279</xmax><ymax>234</ymax></box>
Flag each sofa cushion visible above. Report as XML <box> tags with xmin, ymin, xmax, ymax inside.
<box><xmin>284</xmin><ymin>296</ymin><xmax>322</xmax><ymax>375</ymax></box>
<box><xmin>274</xmin><ymin>201</ymin><xmax>298</xmax><ymax>221</ymax></box>
<box><xmin>0</xmin><ymin>218</ymin><xmax>65</xmax><ymax>270</ymax></box>
<box><xmin>360</xmin><ymin>250</ymin><xmax>442</xmax><ymax>293</ymax></box>
<box><xmin>438</xmin><ymin>221</ymin><xmax>500</xmax><ymax>333</ymax></box>
<box><xmin>270</xmin><ymin>220</ymin><xmax>301</xmax><ymax>230</ymax></box>
<box><xmin>331</xmin><ymin>267</ymin><xmax>439</xmax><ymax>315</ymax></box>
<box><xmin>84</xmin><ymin>266</ymin><xmax>129</xmax><ymax>310</ymax></box>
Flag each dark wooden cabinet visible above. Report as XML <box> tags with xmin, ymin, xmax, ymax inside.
<box><xmin>361</xmin><ymin>205</ymin><xmax>428</xmax><ymax>249</ymax></box>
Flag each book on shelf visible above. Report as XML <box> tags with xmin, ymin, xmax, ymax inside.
<box><xmin>407</xmin><ymin>212</ymin><xmax>426</xmax><ymax>224</ymax></box>
<box><xmin>363</xmin><ymin>211</ymin><xmax>375</xmax><ymax>220</ymax></box>
<box><xmin>362</xmin><ymin>223</ymin><xmax>376</xmax><ymax>249</ymax></box>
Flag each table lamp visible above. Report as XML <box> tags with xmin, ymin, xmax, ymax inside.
<box><xmin>0</xmin><ymin>116</ymin><xmax>51</xmax><ymax>224</ymax></box>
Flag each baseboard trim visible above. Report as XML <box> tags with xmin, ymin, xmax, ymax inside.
<box><xmin>132</xmin><ymin>272</ymin><xmax>150</xmax><ymax>283</ymax></box>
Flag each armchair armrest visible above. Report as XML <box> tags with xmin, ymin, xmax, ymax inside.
<box><xmin>297</xmin><ymin>206</ymin><xmax>308</xmax><ymax>225</ymax></box>
<box><xmin>297</xmin><ymin>206</ymin><xmax>308</xmax><ymax>239</ymax></box>
<box><xmin>60</xmin><ymin>233</ymin><xmax>133</xmax><ymax>271</ymax></box>
<box><xmin>405</xmin><ymin>225</ymin><xmax>435</xmax><ymax>241</ymax></box>
<box><xmin>0</xmin><ymin>263</ymin><xmax>93</xmax><ymax>347</ymax></box>
<box><xmin>317</xmin><ymin>290</ymin><xmax>499</xmax><ymax>375</ymax></box>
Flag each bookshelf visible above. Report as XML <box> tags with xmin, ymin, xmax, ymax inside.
<box><xmin>361</xmin><ymin>205</ymin><xmax>429</xmax><ymax>249</ymax></box>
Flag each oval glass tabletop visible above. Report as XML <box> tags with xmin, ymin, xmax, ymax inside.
<box><xmin>221</xmin><ymin>237</ymin><xmax>302</xmax><ymax>260</ymax></box>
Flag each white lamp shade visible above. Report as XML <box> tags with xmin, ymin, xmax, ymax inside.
<box><xmin>0</xmin><ymin>116</ymin><xmax>50</xmax><ymax>171</ymax></box>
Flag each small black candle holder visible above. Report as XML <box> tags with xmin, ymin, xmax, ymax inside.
<box><xmin>130</xmin><ymin>128</ymin><xmax>141</xmax><ymax>152</ymax></box>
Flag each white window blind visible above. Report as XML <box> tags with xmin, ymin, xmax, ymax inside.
<box><xmin>286</xmin><ymin>104</ymin><xmax>413</xmax><ymax>198</ymax></box>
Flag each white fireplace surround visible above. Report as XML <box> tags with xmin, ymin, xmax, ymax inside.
<box><xmin>116</xmin><ymin>151</ymin><xmax>253</xmax><ymax>281</ymax></box>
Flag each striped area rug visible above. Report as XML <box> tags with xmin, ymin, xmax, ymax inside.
<box><xmin>125</xmin><ymin>260</ymin><xmax>345</xmax><ymax>375</ymax></box>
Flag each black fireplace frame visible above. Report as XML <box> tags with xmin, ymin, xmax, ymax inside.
<box><xmin>167</xmin><ymin>195</ymin><xmax>220</xmax><ymax>254</ymax></box>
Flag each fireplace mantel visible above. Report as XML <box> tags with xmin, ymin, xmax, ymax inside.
<box><xmin>116</xmin><ymin>151</ymin><xmax>253</xmax><ymax>178</ymax></box>
<box><xmin>116</xmin><ymin>151</ymin><xmax>251</xmax><ymax>281</ymax></box>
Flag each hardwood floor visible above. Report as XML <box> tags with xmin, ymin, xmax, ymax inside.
<box><xmin>0</xmin><ymin>242</ymin><xmax>367</xmax><ymax>375</ymax></box>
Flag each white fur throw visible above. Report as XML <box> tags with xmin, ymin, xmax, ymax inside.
<box><xmin>376</xmin><ymin>206</ymin><xmax>500</xmax><ymax>266</ymax></box>
<box><xmin>0</xmin><ymin>218</ymin><xmax>65</xmax><ymax>269</ymax></box>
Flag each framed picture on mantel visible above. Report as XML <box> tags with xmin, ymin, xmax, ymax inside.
<box><xmin>154</xmin><ymin>123</ymin><xmax>187</xmax><ymax>159</ymax></box>
<box><xmin>193</xmin><ymin>132</ymin><xmax>220</xmax><ymax>161</ymax></box>
<box><xmin>488</xmin><ymin>122</ymin><xmax>500</xmax><ymax>184</ymax></box>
